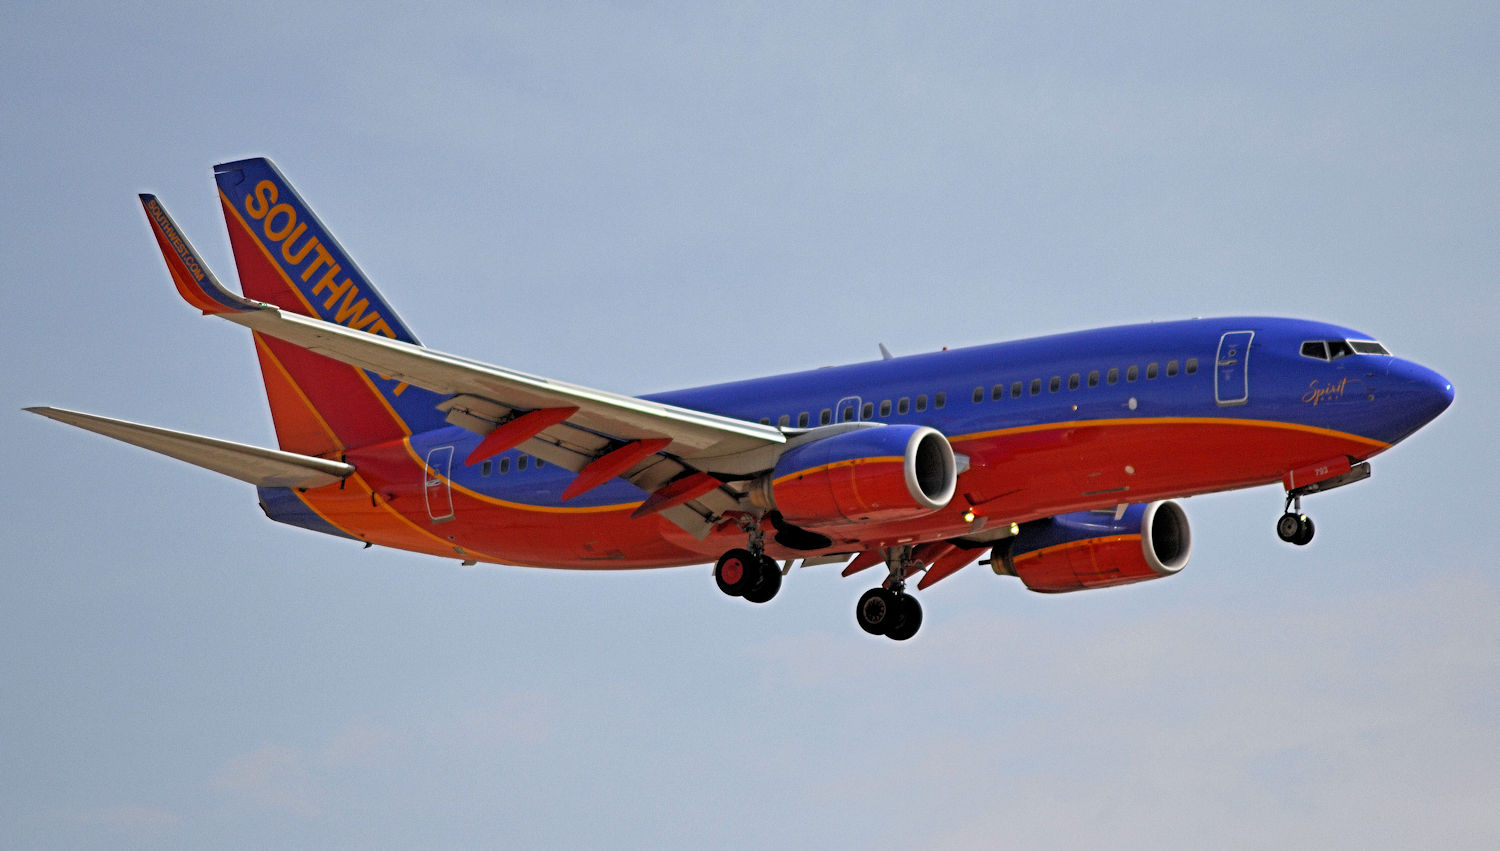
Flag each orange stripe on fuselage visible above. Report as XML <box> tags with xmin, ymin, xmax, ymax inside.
<box><xmin>955</xmin><ymin>416</ymin><xmax>1390</xmax><ymax>454</ymax></box>
<box><xmin>395</xmin><ymin>440</ymin><xmax>636</xmax><ymax>514</ymax></box>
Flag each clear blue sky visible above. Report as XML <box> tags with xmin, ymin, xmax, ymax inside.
<box><xmin>4</xmin><ymin>3</ymin><xmax>1497</xmax><ymax>847</ymax></box>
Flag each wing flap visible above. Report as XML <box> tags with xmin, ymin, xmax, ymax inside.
<box><xmin>26</xmin><ymin>407</ymin><xmax>353</xmax><ymax>488</ymax></box>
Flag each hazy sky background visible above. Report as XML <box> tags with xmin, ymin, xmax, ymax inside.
<box><xmin>4</xmin><ymin>2</ymin><xmax>1497</xmax><ymax>847</ymax></box>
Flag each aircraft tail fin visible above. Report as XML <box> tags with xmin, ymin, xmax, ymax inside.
<box><xmin>142</xmin><ymin>159</ymin><xmax>449</xmax><ymax>456</ymax></box>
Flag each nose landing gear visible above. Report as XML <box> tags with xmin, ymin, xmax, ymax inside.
<box><xmin>1276</xmin><ymin>493</ymin><xmax>1315</xmax><ymax>546</ymax></box>
<box><xmin>854</xmin><ymin>547</ymin><xmax>923</xmax><ymax>641</ymax></box>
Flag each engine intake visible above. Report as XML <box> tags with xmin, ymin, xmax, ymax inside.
<box><xmin>752</xmin><ymin>425</ymin><xmax>957</xmax><ymax>529</ymax></box>
<box><xmin>995</xmin><ymin>501</ymin><xmax>1192</xmax><ymax>593</ymax></box>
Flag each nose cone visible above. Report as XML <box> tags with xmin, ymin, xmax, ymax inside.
<box><xmin>1380</xmin><ymin>359</ymin><xmax>1454</xmax><ymax>443</ymax></box>
<box><xmin>1405</xmin><ymin>361</ymin><xmax>1454</xmax><ymax>420</ymax></box>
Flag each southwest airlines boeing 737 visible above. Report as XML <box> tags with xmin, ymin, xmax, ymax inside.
<box><xmin>28</xmin><ymin>159</ymin><xmax>1454</xmax><ymax>640</ymax></box>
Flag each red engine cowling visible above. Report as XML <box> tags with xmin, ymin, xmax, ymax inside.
<box><xmin>752</xmin><ymin>425</ymin><xmax>957</xmax><ymax>529</ymax></box>
<box><xmin>995</xmin><ymin>501</ymin><xmax>1192</xmax><ymax>593</ymax></box>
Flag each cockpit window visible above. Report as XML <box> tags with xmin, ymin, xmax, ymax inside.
<box><xmin>1301</xmin><ymin>338</ymin><xmax>1392</xmax><ymax>360</ymax></box>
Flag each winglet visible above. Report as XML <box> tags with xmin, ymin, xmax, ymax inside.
<box><xmin>139</xmin><ymin>194</ymin><xmax>263</xmax><ymax>315</ymax></box>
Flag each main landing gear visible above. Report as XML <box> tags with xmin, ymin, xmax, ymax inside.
<box><xmin>855</xmin><ymin>547</ymin><xmax>923</xmax><ymax>642</ymax></box>
<box><xmin>714</xmin><ymin>519</ymin><xmax>781</xmax><ymax>604</ymax></box>
<box><xmin>714</xmin><ymin>548</ymin><xmax>781</xmax><ymax>603</ymax></box>
<box><xmin>1276</xmin><ymin>493</ymin><xmax>1315</xmax><ymax>546</ymax></box>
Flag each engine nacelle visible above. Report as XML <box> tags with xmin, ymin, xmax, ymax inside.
<box><xmin>752</xmin><ymin>425</ymin><xmax>957</xmax><ymax>529</ymax></box>
<box><xmin>995</xmin><ymin>501</ymin><xmax>1192</xmax><ymax>593</ymax></box>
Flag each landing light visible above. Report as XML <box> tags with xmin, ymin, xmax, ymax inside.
<box><xmin>962</xmin><ymin>510</ymin><xmax>976</xmax><ymax>523</ymax></box>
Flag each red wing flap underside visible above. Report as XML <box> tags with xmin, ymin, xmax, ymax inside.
<box><xmin>632</xmin><ymin>472</ymin><xmax>722</xmax><ymax>519</ymax></box>
<box><xmin>563</xmin><ymin>439</ymin><xmax>673</xmax><ymax>501</ymax></box>
<box><xmin>842</xmin><ymin>549</ymin><xmax>886</xmax><ymax>577</ymax></box>
<box><xmin>918</xmin><ymin>546</ymin><xmax>984</xmax><ymax>590</ymax></box>
<box><xmin>466</xmin><ymin>407</ymin><xmax>579</xmax><ymax>466</ymax></box>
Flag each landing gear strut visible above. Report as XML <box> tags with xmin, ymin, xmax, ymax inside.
<box><xmin>1277</xmin><ymin>493</ymin><xmax>1315</xmax><ymax>546</ymax></box>
<box><xmin>714</xmin><ymin>518</ymin><xmax>782</xmax><ymax>604</ymax></box>
<box><xmin>855</xmin><ymin>547</ymin><xmax>923</xmax><ymax>641</ymax></box>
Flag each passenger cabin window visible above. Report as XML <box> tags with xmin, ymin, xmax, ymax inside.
<box><xmin>1146</xmin><ymin>363</ymin><xmax>1159</xmax><ymax>379</ymax></box>
<box><xmin>759</xmin><ymin>417</ymin><xmax>771</xmax><ymax>425</ymax></box>
<box><xmin>1030</xmin><ymin>379</ymin><xmax>1042</xmax><ymax>396</ymax></box>
<box><xmin>862</xmin><ymin>402</ymin><xmax>874</xmax><ymax>419</ymax></box>
<box><xmin>841</xmin><ymin>404</ymin><xmax>854</xmax><ymax>421</ymax></box>
<box><xmin>1011</xmin><ymin>381</ymin><xmax>1022</xmax><ymax>398</ymax></box>
<box><xmin>1049</xmin><ymin>376</ymin><xmax>1061</xmax><ymax>392</ymax></box>
<box><xmin>1186</xmin><ymin>358</ymin><xmax>1198</xmax><ymax>374</ymax></box>
<box><xmin>819</xmin><ymin>409</ymin><xmax>832</xmax><ymax>425</ymax></box>
<box><xmin>535</xmin><ymin>458</ymin><xmax>545</xmax><ymax>468</ymax></box>
<box><xmin>972</xmin><ymin>387</ymin><xmax>984</xmax><ymax>403</ymax></box>
<box><xmin>991</xmin><ymin>384</ymin><xmax>1004</xmax><ymax>401</ymax></box>
<box><xmin>1127</xmin><ymin>366</ymin><xmax>1139</xmax><ymax>382</ymax></box>
<box><xmin>518</xmin><ymin>456</ymin><xmax>529</xmax><ymax>471</ymax></box>
<box><xmin>880</xmin><ymin>400</ymin><xmax>892</xmax><ymax>416</ymax></box>
<box><xmin>934</xmin><ymin>392</ymin><xmax>946</xmax><ymax>409</ymax></box>
<box><xmin>1166</xmin><ymin>360</ymin><xmax>1179</xmax><ymax>377</ymax></box>
<box><xmin>916</xmin><ymin>395</ymin><xmax>928</xmax><ymax>412</ymax></box>
<box><xmin>1068</xmin><ymin>373</ymin><xmax>1080</xmax><ymax>390</ymax></box>
<box><xmin>1088</xmin><ymin>370</ymin><xmax>1100</xmax><ymax>387</ymax></box>
<box><xmin>898</xmin><ymin>398</ymin><xmax>910</xmax><ymax>415</ymax></box>
<box><xmin>481</xmin><ymin>460</ymin><xmax>493</xmax><ymax>477</ymax></box>
<box><xmin>778</xmin><ymin>414</ymin><xmax>790</xmax><ymax>427</ymax></box>
<box><xmin>1107</xmin><ymin>368</ymin><xmax>1119</xmax><ymax>385</ymax></box>
<box><xmin>499</xmin><ymin>458</ymin><xmax>510</xmax><ymax>473</ymax></box>
<box><xmin>797</xmin><ymin>412</ymin><xmax>810</xmax><ymax>428</ymax></box>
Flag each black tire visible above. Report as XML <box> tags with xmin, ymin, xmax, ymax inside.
<box><xmin>1276</xmin><ymin>512</ymin><xmax>1303</xmax><ymax>543</ymax></box>
<box><xmin>715</xmin><ymin>549</ymin><xmax>759</xmax><ymax>597</ymax></box>
<box><xmin>856</xmin><ymin>587</ymin><xmax>899</xmax><ymax>635</ymax></box>
<box><xmin>743</xmin><ymin>555</ymin><xmax>782</xmax><ymax>604</ymax></box>
<box><xmin>1293</xmin><ymin>515</ymin><xmax>1315</xmax><ymax>546</ymax></box>
<box><xmin>885</xmin><ymin>594</ymin><xmax>923</xmax><ymax>641</ymax></box>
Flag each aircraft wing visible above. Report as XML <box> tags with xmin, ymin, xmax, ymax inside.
<box><xmin>25</xmin><ymin>407</ymin><xmax>353</xmax><ymax>488</ymax></box>
<box><xmin>140</xmin><ymin>193</ymin><xmax>784</xmax><ymax>469</ymax></box>
<box><xmin>228</xmin><ymin>307</ymin><xmax>779</xmax><ymax>458</ymax></box>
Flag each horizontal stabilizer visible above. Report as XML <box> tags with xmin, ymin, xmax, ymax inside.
<box><xmin>26</xmin><ymin>407</ymin><xmax>353</xmax><ymax>488</ymax></box>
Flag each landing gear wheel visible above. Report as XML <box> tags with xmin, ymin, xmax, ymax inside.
<box><xmin>1277</xmin><ymin>513</ymin><xmax>1315</xmax><ymax>546</ymax></box>
<box><xmin>742</xmin><ymin>555</ymin><xmax>782</xmax><ymax>604</ymax></box>
<box><xmin>715</xmin><ymin>548</ymin><xmax>759</xmax><ymax>597</ymax></box>
<box><xmin>885</xmin><ymin>594</ymin><xmax>923</xmax><ymax>641</ymax></box>
<box><xmin>1293</xmin><ymin>514</ymin><xmax>1314</xmax><ymax>546</ymax></box>
<box><xmin>856</xmin><ymin>587</ymin><xmax>900</xmax><ymax>635</ymax></box>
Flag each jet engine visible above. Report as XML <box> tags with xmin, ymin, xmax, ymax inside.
<box><xmin>751</xmin><ymin>425</ymin><xmax>957</xmax><ymax>528</ymax></box>
<box><xmin>994</xmin><ymin>501</ymin><xmax>1192</xmax><ymax>593</ymax></box>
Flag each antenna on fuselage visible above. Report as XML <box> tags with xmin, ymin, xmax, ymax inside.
<box><xmin>878</xmin><ymin>343</ymin><xmax>894</xmax><ymax>360</ymax></box>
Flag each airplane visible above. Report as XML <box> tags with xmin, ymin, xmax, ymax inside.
<box><xmin>27</xmin><ymin>158</ymin><xmax>1454</xmax><ymax>641</ymax></box>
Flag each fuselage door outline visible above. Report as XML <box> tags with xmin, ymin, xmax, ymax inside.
<box><xmin>836</xmin><ymin>395</ymin><xmax>863</xmax><ymax>423</ymax></box>
<box><xmin>1215</xmin><ymin>331</ymin><xmax>1254</xmax><ymax>407</ymax></box>
<box><xmin>424</xmin><ymin>444</ymin><xmax>456</xmax><ymax>523</ymax></box>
